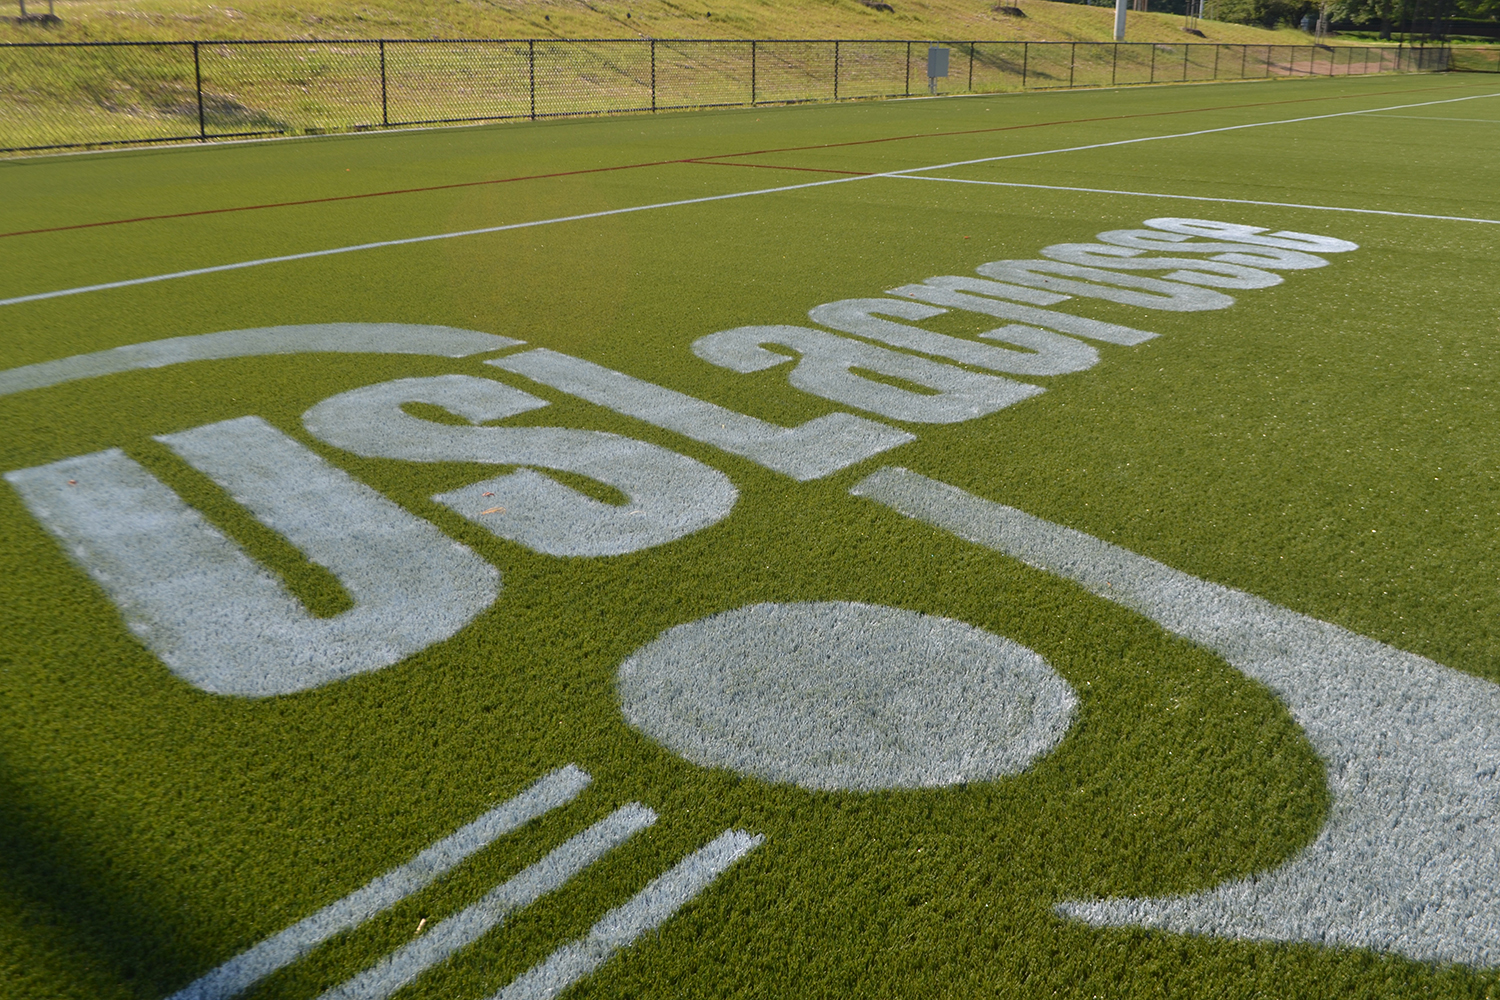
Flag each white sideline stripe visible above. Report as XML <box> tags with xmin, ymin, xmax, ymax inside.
<box><xmin>166</xmin><ymin>765</ymin><xmax>592</xmax><ymax>1000</ymax></box>
<box><xmin>1355</xmin><ymin>113</ymin><xmax>1500</xmax><ymax>122</ymax></box>
<box><xmin>492</xmin><ymin>829</ymin><xmax>763</xmax><ymax>1000</ymax></box>
<box><xmin>894</xmin><ymin>175</ymin><xmax>1500</xmax><ymax>225</ymax></box>
<box><xmin>888</xmin><ymin>89</ymin><xmax>1500</xmax><ymax>174</ymax></box>
<box><xmin>317</xmin><ymin>803</ymin><xmax>657</xmax><ymax>1000</ymax></box>
<box><xmin>4</xmin><ymin>88</ymin><xmax>1496</xmax><ymax>311</ymax></box>
<box><xmin>0</xmin><ymin>177</ymin><xmax>872</xmax><ymax>308</ymax></box>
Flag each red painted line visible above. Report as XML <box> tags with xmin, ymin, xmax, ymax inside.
<box><xmin>684</xmin><ymin>159</ymin><xmax>870</xmax><ymax>175</ymax></box>
<box><xmin>0</xmin><ymin>156</ymin><xmax>699</xmax><ymax>239</ymax></box>
<box><xmin>2</xmin><ymin>80</ymin><xmax>1470</xmax><ymax>241</ymax></box>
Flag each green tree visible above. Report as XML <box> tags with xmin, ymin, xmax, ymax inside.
<box><xmin>1217</xmin><ymin>0</ymin><xmax>1316</xmax><ymax>27</ymax></box>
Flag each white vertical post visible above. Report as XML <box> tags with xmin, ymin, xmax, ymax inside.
<box><xmin>1114</xmin><ymin>0</ymin><xmax>1128</xmax><ymax>40</ymax></box>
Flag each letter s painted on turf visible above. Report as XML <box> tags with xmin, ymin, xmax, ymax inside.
<box><xmin>302</xmin><ymin>374</ymin><xmax>738</xmax><ymax>558</ymax></box>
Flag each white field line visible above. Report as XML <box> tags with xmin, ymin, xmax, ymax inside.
<box><xmin>1355</xmin><ymin>113</ymin><xmax>1500</xmax><ymax>122</ymax></box>
<box><xmin>491</xmin><ymin>829</ymin><xmax>764</xmax><ymax>1000</ymax></box>
<box><xmin>167</xmin><ymin>765</ymin><xmax>592</xmax><ymax>1000</ymax></box>
<box><xmin>317</xmin><ymin>804</ymin><xmax>657</xmax><ymax>1000</ymax></box>
<box><xmin>4</xmin><ymin>87</ymin><xmax>1497</xmax><ymax>311</ymax></box>
<box><xmin>893</xmin><ymin>175</ymin><xmax>1500</xmax><ymax>225</ymax></box>
<box><xmin>887</xmin><ymin>89</ymin><xmax>1500</xmax><ymax>175</ymax></box>
<box><xmin>0</xmin><ymin>176</ymin><xmax>868</xmax><ymax>309</ymax></box>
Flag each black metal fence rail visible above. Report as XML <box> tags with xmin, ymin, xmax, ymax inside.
<box><xmin>0</xmin><ymin>38</ymin><xmax>1454</xmax><ymax>154</ymax></box>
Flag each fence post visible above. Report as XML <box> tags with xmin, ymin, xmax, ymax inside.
<box><xmin>1069</xmin><ymin>41</ymin><xmax>1076</xmax><ymax>88</ymax></box>
<box><xmin>379</xmin><ymin>40</ymin><xmax>388</xmax><ymax>127</ymax></box>
<box><xmin>1149</xmin><ymin>40</ymin><xmax>1156</xmax><ymax>82</ymax></box>
<box><xmin>834</xmin><ymin>40</ymin><xmax>840</xmax><ymax>100</ymax></box>
<box><xmin>750</xmin><ymin>40</ymin><xmax>756</xmax><ymax>104</ymax></box>
<box><xmin>193</xmin><ymin>42</ymin><xmax>206</xmax><ymax>140</ymax></box>
<box><xmin>1241</xmin><ymin>43</ymin><xmax>1248</xmax><ymax>78</ymax></box>
<box><xmin>1182</xmin><ymin>42</ymin><xmax>1190</xmax><ymax>81</ymax></box>
<box><xmin>1213</xmin><ymin>43</ymin><xmax>1220</xmax><ymax>78</ymax></box>
<box><xmin>1111</xmin><ymin>41</ymin><xmax>1119</xmax><ymax>85</ymax></box>
<box><xmin>906</xmin><ymin>41</ymin><xmax>912</xmax><ymax>96</ymax></box>
<box><xmin>968</xmin><ymin>41</ymin><xmax>975</xmax><ymax>92</ymax></box>
<box><xmin>651</xmin><ymin>38</ymin><xmax>657</xmax><ymax>111</ymax></box>
<box><xmin>1021</xmin><ymin>41</ymin><xmax>1028</xmax><ymax>88</ymax></box>
<box><xmin>528</xmin><ymin>39</ymin><xmax>536</xmax><ymax>120</ymax></box>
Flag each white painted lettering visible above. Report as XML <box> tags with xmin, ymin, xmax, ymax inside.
<box><xmin>1094</xmin><ymin>230</ymin><xmax>1330</xmax><ymax>269</ymax></box>
<box><xmin>303</xmin><ymin>375</ymin><xmax>737</xmax><ymax>558</ymax></box>
<box><xmin>974</xmin><ymin>260</ymin><xmax>1236</xmax><ymax>311</ymax></box>
<box><xmin>1143</xmin><ymin>217</ymin><xmax>1360</xmax><ymax>253</ymax></box>
<box><xmin>693</xmin><ymin>325</ymin><xmax>1043</xmax><ymax>423</ymax></box>
<box><xmin>890</xmin><ymin>278</ymin><xmax>1158</xmax><ymax>346</ymax></box>
<box><xmin>490</xmin><ymin>349</ymin><xmax>914</xmax><ymax>481</ymax></box>
<box><xmin>808</xmin><ymin>297</ymin><xmax>1099</xmax><ymax>376</ymax></box>
<box><xmin>5</xmin><ymin>418</ymin><xmax>499</xmax><ymax>697</ymax></box>
<box><xmin>1039</xmin><ymin>243</ymin><xmax>1283</xmax><ymax>289</ymax></box>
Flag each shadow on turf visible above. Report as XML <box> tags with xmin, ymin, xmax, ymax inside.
<box><xmin>0</xmin><ymin>753</ymin><xmax>209</xmax><ymax>998</ymax></box>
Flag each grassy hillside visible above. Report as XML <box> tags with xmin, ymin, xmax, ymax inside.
<box><xmin>0</xmin><ymin>0</ymin><xmax>1356</xmax><ymax>47</ymax></box>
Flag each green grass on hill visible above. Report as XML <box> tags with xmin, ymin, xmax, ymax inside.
<box><xmin>5</xmin><ymin>0</ymin><xmax>1432</xmax><ymax>157</ymax></box>
<box><xmin>1</xmin><ymin>0</ymin><xmax>1361</xmax><ymax>46</ymax></box>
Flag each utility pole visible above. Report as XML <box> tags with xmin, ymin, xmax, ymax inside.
<box><xmin>1114</xmin><ymin>0</ymin><xmax>1127</xmax><ymax>41</ymax></box>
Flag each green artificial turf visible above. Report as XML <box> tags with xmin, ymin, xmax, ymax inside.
<box><xmin>3</xmin><ymin>73</ymin><xmax>1500</xmax><ymax>999</ymax></box>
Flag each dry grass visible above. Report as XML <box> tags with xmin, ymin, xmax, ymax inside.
<box><xmin>0</xmin><ymin>0</ymin><xmax>1356</xmax><ymax>47</ymax></box>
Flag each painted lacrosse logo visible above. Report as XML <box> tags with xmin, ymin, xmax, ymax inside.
<box><xmin>4</xmin><ymin>324</ymin><xmax>744</xmax><ymax>696</ymax></box>
<box><xmin>9</xmin><ymin>218</ymin><xmax>1500</xmax><ymax>974</ymax></box>
<box><xmin>1</xmin><ymin>323</ymin><xmax>766</xmax><ymax>1000</ymax></box>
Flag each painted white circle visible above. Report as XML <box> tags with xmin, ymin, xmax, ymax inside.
<box><xmin>617</xmin><ymin>601</ymin><xmax>1077</xmax><ymax>791</ymax></box>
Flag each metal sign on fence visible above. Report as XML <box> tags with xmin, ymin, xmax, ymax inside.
<box><xmin>927</xmin><ymin>45</ymin><xmax>949</xmax><ymax>94</ymax></box>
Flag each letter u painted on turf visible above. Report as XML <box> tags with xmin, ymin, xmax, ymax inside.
<box><xmin>4</xmin><ymin>417</ymin><xmax>500</xmax><ymax>698</ymax></box>
<box><xmin>302</xmin><ymin>375</ymin><xmax>738</xmax><ymax>557</ymax></box>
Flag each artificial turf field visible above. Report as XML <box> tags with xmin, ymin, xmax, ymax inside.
<box><xmin>3</xmin><ymin>70</ymin><xmax>1500</xmax><ymax>1000</ymax></box>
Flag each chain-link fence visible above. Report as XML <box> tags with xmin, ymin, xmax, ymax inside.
<box><xmin>0</xmin><ymin>38</ymin><xmax>1453</xmax><ymax>154</ymax></box>
<box><xmin>1449</xmin><ymin>45</ymin><xmax>1500</xmax><ymax>72</ymax></box>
